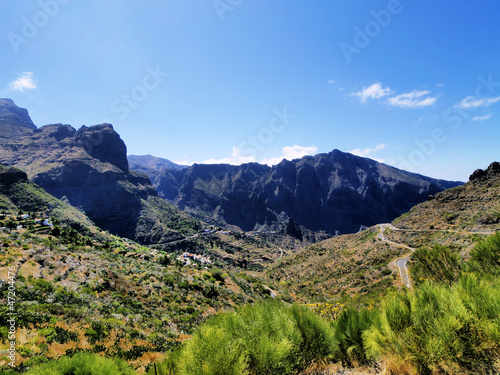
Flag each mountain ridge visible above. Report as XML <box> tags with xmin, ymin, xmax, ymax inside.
<box><xmin>0</xmin><ymin>99</ymin><xmax>200</xmax><ymax>244</ymax></box>
<box><xmin>0</xmin><ymin>98</ymin><xmax>37</xmax><ymax>144</ymax></box>
<box><xmin>137</xmin><ymin>149</ymin><xmax>462</xmax><ymax>236</ymax></box>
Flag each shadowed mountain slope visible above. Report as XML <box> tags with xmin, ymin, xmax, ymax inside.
<box><xmin>0</xmin><ymin>99</ymin><xmax>200</xmax><ymax>244</ymax></box>
<box><xmin>142</xmin><ymin>150</ymin><xmax>462</xmax><ymax>235</ymax></box>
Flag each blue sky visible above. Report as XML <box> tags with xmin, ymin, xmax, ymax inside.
<box><xmin>1</xmin><ymin>1</ymin><xmax>499</xmax><ymax>181</ymax></box>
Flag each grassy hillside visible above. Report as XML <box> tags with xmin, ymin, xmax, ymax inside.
<box><xmin>1</xmin><ymin>163</ymin><xmax>499</xmax><ymax>374</ymax></box>
<box><xmin>267</xmin><ymin>228</ymin><xmax>406</xmax><ymax>304</ymax></box>
<box><xmin>0</xmin><ymin>165</ymin><xmax>100</xmax><ymax>237</ymax></box>
<box><xmin>268</xmin><ymin>162</ymin><xmax>500</xmax><ymax>305</ymax></box>
<box><xmin>394</xmin><ymin>163</ymin><xmax>500</xmax><ymax>233</ymax></box>
<box><xmin>0</xmin><ymin>168</ymin><xmax>287</xmax><ymax>372</ymax></box>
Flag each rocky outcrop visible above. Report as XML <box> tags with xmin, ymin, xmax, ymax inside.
<box><xmin>76</xmin><ymin>124</ymin><xmax>129</xmax><ymax>172</ymax></box>
<box><xmin>469</xmin><ymin>162</ymin><xmax>500</xmax><ymax>183</ymax></box>
<box><xmin>149</xmin><ymin>150</ymin><xmax>463</xmax><ymax>235</ymax></box>
<box><xmin>0</xmin><ymin>98</ymin><xmax>36</xmax><ymax>144</ymax></box>
<box><xmin>0</xmin><ymin>100</ymin><xmax>199</xmax><ymax>243</ymax></box>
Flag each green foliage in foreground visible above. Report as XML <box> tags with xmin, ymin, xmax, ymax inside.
<box><xmin>153</xmin><ymin>299</ymin><xmax>334</xmax><ymax>375</ymax></box>
<box><xmin>332</xmin><ymin>307</ymin><xmax>378</xmax><ymax>367</ymax></box>
<box><xmin>24</xmin><ymin>352</ymin><xmax>136</xmax><ymax>375</ymax></box>
<box><xmin>22</xmin><ymin>232</ymin><xmax>500</xmax><ymax>375</ymax></box>
<box><xmin>469</xmin><ymin>231</ymin><xmax>500</xmax><ymax>276</ymax></box>
<box><xmin>411</xmin><ymin>244</ymin><xmax>464</xmax><ymax>286</ymax></box>
<box><xmin>364</xmin><ymin>274</ymin><xmax>500</xmax><ymax>374</ymax></box>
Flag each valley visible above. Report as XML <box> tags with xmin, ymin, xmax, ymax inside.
<box><xmin>0</xmin><ymin>99</ymin><xmax>498</xmax><ymax>374</ymax></box>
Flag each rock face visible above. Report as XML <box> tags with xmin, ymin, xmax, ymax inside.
<box><xmin>0</xmin><ymin>98</ymin><xmax>36</xmax><ymax>144</ymax></box>
<box><xmin>128</xmin><ymin>154</ymin><xmax>186</xmax><ymax>173</ymax></box>
<box><xmin>148</xmin><ymin>150</ymin><xmax>463</xmax><ymax>235</ymax></box>
<box><xmin>469</xmin><ymin>162</ymin><xmax>500</xmax><ymax>183</ymax></box>
<box><xmin>0</xmin><ymin>99</ymin><xmax>199</xmax><ymax>243</ymax></box>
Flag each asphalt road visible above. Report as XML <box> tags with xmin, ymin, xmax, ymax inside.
<box><xmin>378</xmin><ymin>224</ymin><xmax>414</xmax><ymax>289</ymax></box>
<box><xmin>395</xmin><ymin>257</ymin><xmax>411</xmax><ymax>289</ymax></box>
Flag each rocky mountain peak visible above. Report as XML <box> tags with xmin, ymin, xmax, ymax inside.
<box><xmin>0</xmin><ymin>98</ymin><xmax>37</xmax><ymax>143</ymax></box>
<box><xmin>75</xmin><ymin>123</ymin><xmax>129</xmax><ymax>172</ymax></box>
<box><xmin>469</xmin><ymin>162</ymin><xmax>500</xmax><ymax>183</ymax></box>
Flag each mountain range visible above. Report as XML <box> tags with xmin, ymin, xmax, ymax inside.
<box><xmin>132</xmin><ymin>151</ymin><xmax>462</xmax><ymax>235</ymax></box>
<box><xmin>0</xmin><ymin>98</ymin><xmax>498</xmax><ymax>374</ymax></box>
<box><xmin>0</xmin><ymin>98</ymin><xmax>462</xmax><ymax>243</ymax></box>
<box><xmin>0</xmin><ymin>99</ymin><xmax>200</xmax><ymax>244</ymax></box>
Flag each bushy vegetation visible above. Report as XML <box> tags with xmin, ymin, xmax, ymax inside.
<box><xmin>410</xmin><ymin>244</ymin><xmax>464</xmax><ymax>286</ymax></box>
<box><xmin>364</xmin><ymin>274</ymin><xmax>500</xmax><ymax>374</ymax></box>
<box><xmin>332</xmin><ymin>307</ymin><xmax>377</xmax><ymax>367</ymax></box>
<box><xmin>468</xmin><ymin>231</ymin><xmax>500</xmax><ymax>276</ymax></box>
<box><xmin>24</xmin><ymin>352</ymin><xmax>136</xmax><ymax>375</ymax></box>
<box><xmin>363</xmin><ymin>232</ymin><xmax>500</xmax><ymax>374</ymax></box>
<box><xmin>152</xmin><ymin>300</ymin><xmax>333</xmax><ymax>375</ymax></box>
<box><xmin>143</xmin><ymin>232</ymin><xmax>500</xmax><ymax>375</ymax></box>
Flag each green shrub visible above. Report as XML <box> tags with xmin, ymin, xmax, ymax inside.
<box><xmin>25</xmin><ymin>352</ymin><xmax>136</xmax><ymax>374</ymax></box>
<box><xmin>410</xmin><ymin>244</ymin><xmax>463</xmax><ymax>286</ymax></box>
<box><xmin>172</xmin><ymin>300</ymin><xmax>333</xmax><ymax>375</ymax></box>
<box><xmin>32</xmin><ymin>279</ymin><xmax>54</xmax><ymax>293</ymax></box>
<box><xmin>211</xmin><ymin>269</ymin><xmax>226</xmax><ymax>282</ymax></box>
<box><xmin>290</xmin><ymin>304</ymin><xmax>334</xmax><ymax>370</ymax></box>
<box><xmin>148</xmin><ymin>346</ymin><xmax>183</xmax><ymax>375</ymax></box>
<box><xmin>332</xmin><ymin>307</ymin><xmax>376</xmax><ymax>366</ymax></box>
<box><xmin>468</xmin><ymin>232</ymin><xmax>500</xmax><ymax>276</ymax></box>
<box><xmin>177</xmin><ymin>325</ymin><xmax>248</xmax><ymax>375</ymax></box>
<box><xmin>364</xmin><ymin>275</ymin><xmax>500</xmax><ymax>374</ymax></box>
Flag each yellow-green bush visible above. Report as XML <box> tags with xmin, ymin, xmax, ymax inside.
<box><xmin>364</xmin><ymin>274</ymin><xmax>500</xmax><ymax>374</ymax></box>
<box><xmin>25</xmin><ymin>352</ymin><xmax>136</xmax><ymax>375</ymax></box>
<box><xmin>158</xmin><ymin>300</ymin><xmax>333</xmax><ymax>375</ymax></box>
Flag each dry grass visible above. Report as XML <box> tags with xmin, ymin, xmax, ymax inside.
<box><xmin>268</xmin><ymin>227</ymin><xmax>405</xmax><ymax>303</ymax></box>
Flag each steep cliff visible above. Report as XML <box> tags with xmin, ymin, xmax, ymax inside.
<box><xmin>149</xmin><ymin>150</ymin><xmax>462</xmax><ymax>235</ymax></box>
<box><xmin>0</xmin><ymin>99</ymin><xmax>199</xmax><ymax>243</ymax></box>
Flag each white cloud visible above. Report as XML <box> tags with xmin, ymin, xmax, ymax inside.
<box><xmin>352</xmin><ymin>82</ymin><xmax>391</xmax><ymax>102</ymax></box>
<box><xmin>455</xmin><ymin>96</ymin><xmax>500</xmax><ymax>109</ymax></box>
<box><xmin>171</xmin><ymin>160</ymin><xmax>193</xmax><ymax>166</ymax></box>
<box><xmin>471</xmin><ymin>113</ymin><xmax>492</xmax><ymax>122</ymax></box>
<box><xmin>328</xmin><ymin>80</ymin><xmax>335</xmax><ymax>85</ymax></box>
<box><xmin>202</xmin><ymin>147</ymin><xmax>256</xmax><ymax>165</ymax></box>
<box><xmin>348</xmin><ymin>144</ymin><xmax>386</xmax><ymax>162</ymax></box>
<box><xmin>261</xmin><ymin>145</ymin><xmax>318</xmax><ymax>166</ymax></box>
<box><xmin>387</xmin><ymin>90</ymin><xmax>437</xmax><ymax>108</ymax></box>
<box><xmin>9</xmin><ymin>72</ymin><xmax>38</xmax><ymax>92</ymax></box>
<box><xmin>201</xmin><ymin>145</ymin><xmax>318</xmax><ymax>166</ymax></box>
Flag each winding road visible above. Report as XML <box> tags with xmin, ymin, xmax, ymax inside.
<box><xmin>378</xmin><ymin>224</ymin><xmax>414</xmax><ymax>289</ymax></box>
<box><xmin>377</xmin><ymin>224</ymin><xmax>495</xmax><ymax>289</ymax></box>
